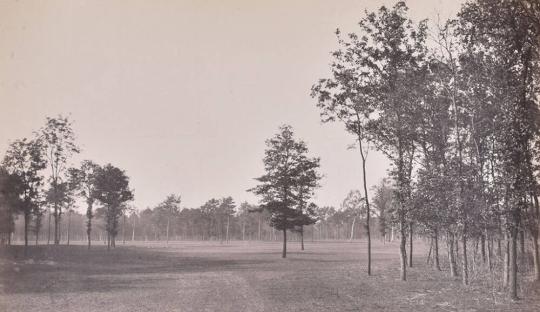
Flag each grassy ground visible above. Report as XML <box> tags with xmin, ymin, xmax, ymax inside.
<box><xmin>1</xmin><ymin>240</ymin><xmax>539</xmax><ymax>311</ymax></box>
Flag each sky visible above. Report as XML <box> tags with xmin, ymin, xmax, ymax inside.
<box><xmin>0</xmin><ymin>0</ymin><xmax>464</xmax><ymax>212</ymax></box>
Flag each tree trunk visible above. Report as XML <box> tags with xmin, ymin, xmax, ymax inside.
<box><xmin>54</xmin><ymin>207</ymin><xmax>58</xmax><ymax>245</ymax></box>
<box><xmin>86</xmin><ymin>201</ymin><xmax>93</xmax><ymax>249</ymax></box>
<box><xmin>461</xmin><ymin>231</ymin><xmax>469</xmax><ymax>286</ymax></box>
<box><xmin>87</xmin><ymin>220</ymin><xmax>92</xmax><ymax>249</ymax></box>
<box><xmin>509</xmin><ymin>224</ymin><xmax>519</xmax><ymax>300</ymax></box>
<box><xmin>166</xmin><ymin>218</ymin><xmax>170</xmax><ymax>245</ymax></box>
<box><xmin>503</xmin><ymin>232</ymin><xmax>510</xmax><ymax>287</ymax></box>
<box><xmin>533</xmin><ymin>229</ymin><xmax>540</xmax><ymax>281</ymax></box>
<box><xmin>67</xmin><ymin>210</ymin><xmax>71</xmax><ymax>246</ymax></box>
<box><xmin>132</xmin><ymin>217</ymin><xmax>136</xmax><ymax>241</ymax></box>
<box><xmin>399</xmin><ymin>218</ymin><xmax>407</xmax><ymax>281</ymax></box>
<box><xmin>487</xmin><ymin>235</ymin><xmax>493</xmax><ymax>271</ymax></box>
<box><xmin>24</xmin><ymin>211</ymin><xmax>29</xmax><ymax>251</ymax></box>
<box><xmin>409</xmin><ymin>222</ymin><xmax>413</xmax><ymax>268</ymax></box>
<box><xmin>427</xmin><ymin>238</ymin><xmax>433</xmax><ymax>264</ymax></box>
<box><xmin>358</xmin><ymin>137</ymin><xmax>372</xmax><ymax>276</ymax></box>
<box><xmin>300</xmin><ymin>226</ymin><xmax>304</xmax><ymax>251</ymax></box>
<box><xmin>123</xmin><ymin>213</ymin><xmax>126</xmax><ymax>245</ymax></box>
<box><xmin>481</xmin><ymin>233</ymin><xmax>486</xmax><ymax>263</ymax></box>
<box><xmin>532</xmin><ymin>194</ymin><xmax>540</xmax><ymax>281</ymax></box>
<box><xmin>434</xmin><ymin>229</ymin><xmax>441</xmax><ymax>271</ymax></box>
<box><xmin>54</xmin><ymin>202</ymin><xmax>60</xmax><ymax>245</ymax></box>
<box><xmin>349</xmin><ymin>217</ymin><xmax>356</xmax><ymax>241</ymax></box>
<box><xmin>258</xmin><ymin>216</ymin><xmax>262</xmax><ymax>241</ymax></box>
<box><xmin>282</xmin><ymin>229</ymin><xmax>287</xmax><ymax>258</ymax></box>
<box><xmin>448</xmin><ymin>232</ymin><xmax>458</xmax><ymax>277</ymax></box>
<box><xmin>226</xmin><ymin>215</ymin><xmax>230</xmax><ymax>243</ymax></box>
<box><xmin>47</xmin><ymin>209</ymin><xmax>51</xmax><ymax>245</ymax></box>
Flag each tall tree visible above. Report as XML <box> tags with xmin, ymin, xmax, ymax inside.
<box><xmin>219</xmin><ymin>197</ymin><xmax>235</xmax><ymax>243</ymax></box>
<box><xmin>0</xmin><ymin>167</ymin><xmax>25</xmax><ymax>245</ymax></box>
<box><xmin>312</xmin><ymin>25</ymin><xmax>376</xmax><ymax>273</ymax></box>
<box><xmin>314</xmin><ymin>1</ymin><xmax>427</xmax><ymax>280</ymax></box>
<box><xmin>68</xmin><ymin>160</ymin><xmax>100</xmax><ymax>249</ymax></box>
<box><xmin>93</xmin><ymin>164</ymin><xmax>134</xmax><ymax>250</ymax></box>
<box><xmin>249</xmin><ymin>125</ymin><xmax>321</xmax><ymax>258</ymax></box>
<box><xmin>3</xmin><ymin>138</ymin><xmax>47</xmax><ymax>250</ymax></box>
<box><xmin>40</xmin><ymin>116</ymin><xmax>80</xmax><ymax>245</ymax></box>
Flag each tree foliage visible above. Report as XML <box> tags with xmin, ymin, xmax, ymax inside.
<box><xmin>250</xmin><ymin>125</ymin><xmax>321</xmax><ymax>257</ymax></box>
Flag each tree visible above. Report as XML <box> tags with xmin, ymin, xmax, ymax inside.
<box><xmin>312</xmin><ymin>21</ymin><xmax>377</xmax><ymax>273</ymax></box>
<box><xmin>93</xmin><ymin>164</ymin><xmax>133</xmax><ymax>249</ymax></box>
<box><xmin>3</xmin><ymin>138</ymin><xmax>47</xmax><ymax>250</ymax></box>
<box><xmin>44</xmin><ymin>181</ymin><xmax>75</xmax><ymax>244</ymax></box>
<box><xmin>314</xmin><ymin>1</ymin><xmax>428</xmax><ymax>280</ymax></box>
<box><xmin>249</xmin><ymin>125</ymin><xmax>321</xmax><ymax>258</ymax></box>
<box><xmin>40</xmin><ymin>115</ymin><xmax>80</xmax><ymax>245</ymax></box>
<box><xmin>293</xmin><ymin>150</ymin><xmax>321</xmax><ymax>250</ymax></box>
<box><xmin>372</xmin><ymin>179</ymin><xmax>394</xmax><ymax>243</ymax></box>
<box><xmin>199</xmin><ymin>198</ymin><xmax>220</xmax><ymax>240</ymax></box>
<box><xmin>341</xmin><ymin>190</ymin><xmax>365</xmax><ymax>242</ymax></box>
<box><xmin>154</xmin><ymin>194</ymin><xmax>181</xmax><ymax>244</ymax></box>
<box><xmin>0</xmin><ymin>167</ymin><xmax>24</xmax><ymax>245</ymax></box>
<box><xmin>68</xmin><ymin>160</ymin><xmax>100</xmax><ymax>249</ymax></box>
<box><xmin>219</xmin><ymin>197</ymin><xmax>235</xmax><ymax>243</ymax></box>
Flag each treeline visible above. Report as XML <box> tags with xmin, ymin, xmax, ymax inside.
<box><xmin>8</xmin><ymin>194</ymin><xmax>387</xmax><ymax>244</ymax></box>
<box><xmin>312</xmin><ymin>0</ymin><xmax>540</xmax><ymax>299</ymax></box>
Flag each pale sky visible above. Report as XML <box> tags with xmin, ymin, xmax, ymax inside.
<box><xmin>0</xmin><ymin>0</ymin><xmax>463</xmax><ymax>212</ymax></box>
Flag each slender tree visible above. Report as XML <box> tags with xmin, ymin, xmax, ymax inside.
<box><xmin>219</xmin><ymin>197</ymin><xmax>235</xmax><ymax>243</ymax></box>
<box><xmin>314</xmin><ymin>1</ymin><xmax>428</xmax><ymax>280</ymax></box>
<box><xmin>312</xmin><ymin>25</ymin><xmax>376</xmax><ymax>273</ymax></box>
<box><xmin>68</xmin><ymin>160</ymin><xmax>100</xmax><ymax>249</ymax></box>
<box><xmin>40</xmin><ymin>116</ymin><xmax>80</xmax><ymax>245</ymax></box>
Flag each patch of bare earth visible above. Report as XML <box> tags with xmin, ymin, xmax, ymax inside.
<box><xmin>0</xmin><ymin>240</ymin><xmax>538</xmax><ymax>311</ymax></box>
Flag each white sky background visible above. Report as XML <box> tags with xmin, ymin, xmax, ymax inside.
<box><xmin>0</xmin><ymin>0</ymin><xmax>463</xmax><ymax>212</ymax></box>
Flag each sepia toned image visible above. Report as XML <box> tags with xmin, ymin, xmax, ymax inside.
<box><xmin>1</xmin><ymin>0</ymin><xmax>540</xmax><ymax>311</ymax></box>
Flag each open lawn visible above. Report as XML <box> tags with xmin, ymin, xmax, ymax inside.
<box><xmin>1</xmin><ymin>240</ymin><xmax>539</xmax><ymax>312</ymax></box>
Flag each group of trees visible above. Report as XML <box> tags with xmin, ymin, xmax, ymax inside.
<box><xmin>0</xmin><ymin>116</ymin><xmax>133</xmax><ymax>251</ymax></box>
<box><xmin>124</xmin><ymin>199</ymin><xmax>269</xmax><ymax>242</ymax></box>
<box><xmin>8</xmin><ymin>193</ymin><xmax>383</xmax><ymax>245</ymax></box>
<box><xmin>312</xmin><ymin>0</ymin><xmax>540</xmax><ymax>299</ymax></box>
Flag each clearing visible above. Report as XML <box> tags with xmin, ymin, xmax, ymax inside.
<box><xmin>0</xmin><ymin>240</ymin><xmax>539</xmax><ymax>311</ymax></box>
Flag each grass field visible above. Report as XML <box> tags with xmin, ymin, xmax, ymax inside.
<box><xmin>1</xmin><ymin>240</ymin><xmax>539</xmax><ymax>311</ymax></box>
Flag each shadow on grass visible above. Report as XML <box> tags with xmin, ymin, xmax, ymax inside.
<box><xmin>0</xmin><ymin>245</ymin><xmax>274</xmax><ymax>295</ymax></box>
